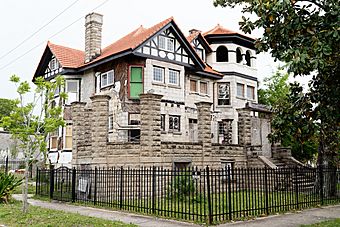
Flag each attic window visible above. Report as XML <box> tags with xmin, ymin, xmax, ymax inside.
<box><xmin>101</xmin><ymin>70</ymin><xmax>114</xmax><ymax>88</ymax></box>
<box><xmin>49</xmin><ymin>58</ymin><xmax>59</xmax><ymax>70</ymax></box>
<box><xmin>159</xmin><ymin>36</ymin><xmax>174</xmax><ymax>52</ymax></box>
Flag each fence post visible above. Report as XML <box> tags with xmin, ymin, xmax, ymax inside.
<box><xmin>49</xmin><ymin>165</ymin><xmax>55</xmax><ymax>199</ymax></box>
<box><xmin>152</xmin><ymin>166</ymin><xmax>156</xmax><ymax>214</ymax></box>
<box><xmin>319</xmin><ymin>165</ymin><xmax>324</xmax><ymax>205</ymax></box>
<box><xmin>119</xmin><ymin>166</ymin><xmax>124</xmax><ymax>209</ymax></box>
<box><xmin>295</xmin><ymin>167</ymin><xmax>299</xmax><ymax>209</ymax></box>
<box><xmin>72</xmin><ymin>167</ymin><xmax>76</xmax><ymax>203</ymax></box>
<box><xmin>5</xmin><ymin>155</ymin><xmax>8</xmax><ymax>174</ymax></box>
<box><xmin>264</xmin><ymin>167</ymin><xmax>269</xmax><ymax>215</ymax></box>
<box><xmin>35</xmin><ymin>167</ymin><xmax>39</xmax><ymax>195</ymax></box>
<box><xmin>206</xmin><ymin>166</ymin><xmax>213</xmax><ymax>225</ymax></box>
<box><xmin>227</xmin><ymin>166</ymin><xmax>232</xmax><ymax>221</ymax></box>
<box><xmin>94</xmin><ymin>167</ymin><xmax>97</xmax><ymax>205</ymax></box>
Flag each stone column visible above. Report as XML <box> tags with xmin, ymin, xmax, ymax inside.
<box><xmin>237</xmin><ymin>109</ymin><xmax>252</xmax><ymax>146</ymax></box>
<box><xmin>140</xmin><ymin>93</ymin><xmax>163</xmax><ymax>165</ymax></box>
<box><xmin>90</xmin><ymin>95</ymin><xmax>111</xmax><ymax>165</ymax></box>
<box><xmin>196</xmin><ymin>102</ymin><xmax>213</xmax><ymax>165</ymax></box>
<box><xmin>71</xmin><ymin>102</ymin><xmax>86</xmax><ymax>166</ymax></box>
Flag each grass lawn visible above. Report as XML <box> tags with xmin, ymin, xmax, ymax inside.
<box><xmin>301</xmin><ymin>219</ymin><xmax>340</xmax><ymax>227</ymax></box>
<box><xmin>0</xmin><ymin>200</ymin><xmax>136</xmax><ymax>227</ymax></box>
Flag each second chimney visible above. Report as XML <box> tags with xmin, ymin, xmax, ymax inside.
<box><xmin>85</xmin><ymin>12</ymin><xmax>103</xmax><ymax>63</ymax></box>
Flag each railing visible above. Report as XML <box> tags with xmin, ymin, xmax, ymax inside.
<box><xmin>36</xmin><ymin>166</ymin><xmax>340</xmax><ymax>224</ymax></box>
<box><xmin>0</xmin><ymin>156</ymin><xmax>25</xmax><ymax>173</ymax></box>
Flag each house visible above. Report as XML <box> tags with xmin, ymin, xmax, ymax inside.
<box><xmin>33</xmin><ymin>13</ymin><xmax>279</xmax><ymax>168</ymax></box>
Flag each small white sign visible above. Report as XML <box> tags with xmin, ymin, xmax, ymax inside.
<box><xmin>78</xmin><ymin>178</ymin><xmax>88</xmax><ymax>192</ymax></box>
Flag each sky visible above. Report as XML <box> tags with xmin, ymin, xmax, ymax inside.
<box><xmin>0</xmin><ymin>0</ymin><xmax>285</xmax><ymax>100</ymax></box>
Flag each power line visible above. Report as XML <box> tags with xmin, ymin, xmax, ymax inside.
<box><xmin>0</xmin><ymin>0</ymin><xmax>80</xmax><ymax>61</ymax></box>
<box><xmin>0</xmin><ymin>0</ymin><xmax>109</xmax><ymax>71</ymax></box>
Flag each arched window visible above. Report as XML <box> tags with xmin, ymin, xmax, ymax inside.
<box><xmin>236</xmin><ymin>48</ymin><xmax>243</xmax><ymax>63</ymax></box>
<box><xmin>245</xmin><ymin>51</ymin><xmax>251</xmax><ymax>66</ymax></box>
<box><xmin>216</xmin><ymin>46</ymin><xmax>228</xmax><ymax>62</ymax></box>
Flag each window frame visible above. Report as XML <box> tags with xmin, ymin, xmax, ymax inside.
<box><xmin>65</xmin><ymin>79</ymin><xmax>80</xmax><ymax>104</ymax></box>
<box><xmin>158</xmin><ymin>35</ymin><xmax>175</xmax><ymax>52</ymax></box>
<box><xmin>108</xmin><ymin>115</ymin><xmax>114</xmax><ymax>131</ymax></box>
<box><xmin>236</xmin><ymin>83</ymin><xmax>245</xmax><ymax>98</ymax></box>
<box><xmin>128</xmin><ymin>65</ymin><xmax>144</xmax><ymax>99</ymax></box>
<box><xmin>169</xmin><ymin>115</ymin><xmax>181</xmax><ymax>132</ymax></box>
<box><xmin>200</xmin><ymin>81</ymin><xmax>208</xmax><ymax>94</ymax></box>
<box><xmin>63</xmin><ymin>124</ymin><xmax>73</xmax><ymax>150</ymax></box>
<box><xmin>247</xmin><ymin>85</ymin><xmax>255</xmax><ymax>100</ymax></box>
<box><xmin>100</xmin><ymin>70</ymin><xmax>114</xmax><ymax>88</ymax></box>
<box><xmin>168</xmin><ymin>69</ymin><xmax>180</xmax><ymax>86</ymax></box>
<box><xmin>217</xmin><ymin>82</ymin><xmax>231</xmax><ymax>106</ymax></box>
<box><xmin>190</xmin><ymin>79</ymin><xmax>198</xmax><ymax>93</ymax></box>
<box><xmin>153</xmin><ymin>66</ymin><xmax>165</xmax><ymax>83</ymax></box>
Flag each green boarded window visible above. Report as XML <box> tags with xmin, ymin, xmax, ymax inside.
<box><xmin>130</xmin><ymin>67</ymin><xmax>143</xmax><ymax>99</ymax></box>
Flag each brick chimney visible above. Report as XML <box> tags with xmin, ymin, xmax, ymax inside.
<box><xmin>84</xmin><ymin>12</ymin><xmax>103</xmax><ymax>63</ymax></box>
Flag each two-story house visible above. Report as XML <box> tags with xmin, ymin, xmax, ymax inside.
<box><xmin>33</xmin><ymin>13</ymin><xmax>259</xmax><ymax>166</ymax></box>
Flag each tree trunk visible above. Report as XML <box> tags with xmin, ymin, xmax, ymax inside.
<box><xmin>22</xmin><ymin>155</ymin><xmax>29</xmax><ymax>213</ymax></box>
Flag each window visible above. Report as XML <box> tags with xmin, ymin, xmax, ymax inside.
<box><xmin>64</xmin><ymin>125</ymin><xmax>72</xmax><ymax>150</ymax></box>
<box><xmin>200</xmin><ymin>81</ymin><xmax>208</xmax><ymax>94</ymax></box>
<box><xmin>161</xmin><ymin>114</ymin><xmax>165</xmax><ymax>131</ymax></box>
<box><xmin>222</xmin><ymin>161</ymin><xmax>234</xmax><ymax>181</ymax></box>
<box><xmin>237</xmin><ymin>83</ymin><xmax>245</xmax><ymax>97</ymax></box>
<box><xmin>101</xmin><ymin>70</ymin><xmax>114</xmax><ymax>88</ymax></box>
<box><xmin>50</xmin><ymin>130</ymin><xmax>58</xmax><ymax>150</ymax></box>
<box><xmin>128</xmin><ymin>129</ymin><xmax>140</xmax><ymax>142</ymax></box>
<box><xmin>217</xmin><ymin>83</ymin><xmax>230</xmax><ymax>105</ymax></box>
<box><xmin>65</xmin><ymin>80</ymin><xmax>79</xmax><ymax>104</ymax></box>
<box><xmin>49</xmin><ymin>58</ymin><xmax>59</xmax><ymax>70</ymax></box>
<box><xmin>54</xmin><ymin>86</ymin><xmax>60</xmax><ymax>97</ymax></box>
<box><xmin>169</xmin><ymin>69</ymin><xmax>179</xmax><ymax>85</ymax></box>
<box><xmin>236</xmin><ymin>48</ymin><xmax>243</xmax><ymax>63</ymax></box>
<box><xmin>247</xmin><ymin>86</ymin><xmax>255</xmax><ymax>100</ymax></box>
<box><xmin>174</xmin><ymin>162</ymin><xmax>191</xmax><ymax>170</ymax></box>
<box><xmin>190</xmin><ymin>80</ymin><xmax>197</xmax><ymax>92</ymax></box>
<box><xmin>218</xmin><ymin>120</ymin><xmax>232</xmax><ymax>144</ymax></box>
<box><xmin>216</xmin><ymin>46</ymin><xmax>228</xmax><ymax>62</ymax></box>
<box><xmin>129</xmin><ymin>66</ymin><xmax>143</xmax><ymax>99</ymax></box>
<box><xmin>158</xmin><ymin>36</ymin><xmax>175</xmax><ymax>52</ymax></box>
<box><xmin>153</xmin><ymin>66</ymin><xmax>164</xmax><ymax>82</ymax></box>
<box><xmin>108</xmin><ymin>115</ymin><xmax>113</xmax><ymax>131</ymax></box>
<box><xmin>245</xmin><ymin>51</ymin><xmax>251</xmax><ymax>66</ymax></box>
<box><xmin>169</xmin><ymin>115</ymin><xmax>180</xmax><ymax>132</ymax></box>
<box><xmin>129</xmin><ymin>113</ymin><xmax>140</xmax><ymax>125</ymax></box>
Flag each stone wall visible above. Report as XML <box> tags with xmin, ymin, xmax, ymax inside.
<box><xmin>71</xmin><ymin>93</ymin><xmax>262</xmax><ymax>169</ymax></box>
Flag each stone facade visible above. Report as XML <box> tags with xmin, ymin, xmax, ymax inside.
<box><xmin>84</xmin><ymin>13</ymin><xmax>103</xmax><ymax>63</ymax></box>
<box><xmin>71</xmin><ymin>93</ymin><xmax>275</xmax><ymax>169</ymax></box>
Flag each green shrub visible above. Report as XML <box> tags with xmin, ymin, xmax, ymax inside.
<box><xmin>0</xmin><ymin>172</ymin><xmax>23</xmax><ymax>204</ymax></box>
<box><xmin>169</xmin><ymin>172</ymin><xmax>195</xmax><ymax>201</ymax></box>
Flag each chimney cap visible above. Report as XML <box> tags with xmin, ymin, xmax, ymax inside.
<box><xmin>85</xmin><ymin>12</ymin><xmax>103</xmax><ymax>25</ymax></box>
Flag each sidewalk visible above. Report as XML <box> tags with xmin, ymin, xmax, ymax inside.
<box><xmin>13</xmin><ymin>195</ymin><xmax>340</xmax><ymax>227</ymax></box>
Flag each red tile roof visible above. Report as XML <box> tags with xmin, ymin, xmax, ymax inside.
<box><xmin>47</xmin><ymin>41</ymin><xmax>84</xmax><ymax>68</ymax></box>
<box><xmin>203</xmin><ymin>24</ymin><xmax>255</xmax><ymax>40</ymax></box>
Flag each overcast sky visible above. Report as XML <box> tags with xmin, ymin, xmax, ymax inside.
<box><xmin>0</xmin><ymin>0</ymin><xmax>283</xmax><ymax>100</ymax></box>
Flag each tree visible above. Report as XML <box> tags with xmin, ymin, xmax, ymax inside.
<box><xmin>0</xmin><ymin>98</ymin><xmax>16</xmax><ymax>125</ymax></box>
<box><xmin>258</xmin><ymin>69</ymin><xmax>318</xmax><ymax>162</ymax></box>
<box><xmin>1</xmin><ymin>75</ymin><xmax>66</xmax><ymax>213</ymax></box>
<box><xmin>214</xmin><ymin>0</ymin><xmax>340</xmax><ymax>168</ymax></box>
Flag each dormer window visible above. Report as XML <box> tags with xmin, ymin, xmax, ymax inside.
<box><xmin>159</xmin><ymin>36</ymin><xmax>175</xmax><ymax>52</ymax></box>
<box><xmin>196</xmin><ymin>48</ymin><xmax>204</xmax><ymax>61</ymax></box>
<box><xmin>101</xmin><ymin>70</ymin><xmax>114</xmax><ymax>88</ymax></box>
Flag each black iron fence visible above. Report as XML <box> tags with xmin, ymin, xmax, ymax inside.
<box><xmin>0</xmin><ymin>156</ymin><xmax>25</xmax><ymax>173</ymax></box>
<box><xmin>36</xmin><ymin>166</ymin><xmax>340</xmax><ymax>224</ymax></box>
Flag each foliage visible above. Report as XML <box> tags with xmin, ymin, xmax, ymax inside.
<box><xmin>169</xmin><ymin>172</ymin><xmax>195</xmax><ymax>201</ymax></box>
<box><xmin>214</xmin><ymin>0</ymin><xmax>340</xmax><ymax>167</ymax></box>
<box><xmin>259</xmin><ymin>70</ymin><xmax>318</xmax><ymax>162</ymax></box>
<box><xmin>0</xmin><ymin>75</ymin><xmax>66</xmax><ymax>212</ymax></box>
<box><xmin>0</xmin><ymin>172</ymin><xmax>23</xmax><ymax>204</ymax></box>
<box><xmin>0</xmin><ymin>98</ymin><xmax>16</xmax><ymax>125</ymax></box>
<box><xmin>0</xmin><ymin>200</ymin><xmax>136</xmax><ymax>227</ymax></box>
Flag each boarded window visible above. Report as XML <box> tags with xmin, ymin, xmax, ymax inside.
<box><xmin>190</xmin><ymin>80</ymin><xmax>197</xmax><ymax>92</ymax></box>
<box><xmin>129</xmin><ymin>67</ymin><xmax>143</xmax><ymax>99</ymax></box>
<box><xmin>50</xmin><ymin>130</ymin><xmax>58</xmax><ymax>150</ymax></box>
<box><xmin>217</xmin><ymin>83</ymin><xmax>230</xmax><ymax>105</ymax></box>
